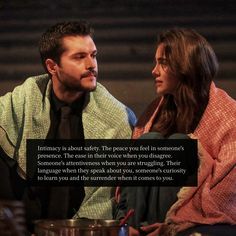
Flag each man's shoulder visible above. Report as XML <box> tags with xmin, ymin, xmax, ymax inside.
<box><xmin>0</xmin><ymin>74</ymin><xmax>51</xmax><ymax>106</ymax></box>
<box><xmin>91</xmin><ymin>82</ymin><xmax>137</xmax><ymax>125</ymax></box>
<box><xmin>11</xmin><ymin>74</ymin><xmax>50</xmax><ymax>98</ymax></box>
<box><xmin>22</xmin><ymin>74</ymin><xmax>50</xmax><ymax>88</ymax></box>
<box><xmin>94</xmin><ymin>83</ymin><xmax>126</xmax><ymax>108</ymax></box>
<box><xmin>93</xmin><ymin>82</ymin><xmax>132</xmax><ymax>114</ymax></box>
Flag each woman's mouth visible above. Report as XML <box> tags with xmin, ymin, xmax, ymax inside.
<box><xmin>155</xmin><ymin>80</ymin><xmax>163</xmax><ymax>86</ymax></box>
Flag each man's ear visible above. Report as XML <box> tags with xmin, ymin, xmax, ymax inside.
<box><xmin>45</xmin><ymin>59</ymin><xmax>58</xmax><ymax>75</ymax></box>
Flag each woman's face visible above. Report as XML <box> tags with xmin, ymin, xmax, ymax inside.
<box><xmin>152</xmin><ymin>43</ymin><xmax>179</xmax><ymax>96</ymax></box>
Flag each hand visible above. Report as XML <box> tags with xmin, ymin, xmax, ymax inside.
<box><xmin>140</xmin><ymin>223</ymin><xmax>161</xmax><ymax>236</ymax></box>
<box><xmin>129</xmin><ymin>226</ymin><xmax>140</xmax><ymax>236</ymax></box>
<box><xmin>115</xmin><ymin>186</ymin><xmax>121</xmax><ymax>203</ymax></box>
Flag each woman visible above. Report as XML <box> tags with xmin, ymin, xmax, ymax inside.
<box><xmin>117</xmin><ymin>28</ymin><xmax>236</xmax><ymax>235</ymax></box>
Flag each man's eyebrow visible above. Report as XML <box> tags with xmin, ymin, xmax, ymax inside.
<box><xmin>72</xmin><ymin>50</ymin><xmax>97</xmax><ymax>56</ymax></box>
<box><xmin>70</xmin><ymin>52</ymin><xmax>86</xmax><ymax>56</ymax></box>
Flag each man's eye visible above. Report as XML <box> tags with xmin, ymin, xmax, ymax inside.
<box><xmin>77</xmin><ymin>55</ymin><xmax>85</xmax><ymax>59</ymax></box>
<box><xmin>74</xmin><ymin>54</ymin><xmax>86</xmax><ymax>59</ymax></box>
<box><xmin>92</xmin><ymin>54</ymin><xmax>97</xmax><ymax>59</ymax></box>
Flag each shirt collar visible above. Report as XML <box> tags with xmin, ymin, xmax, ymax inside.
<box><xmin>51</xmin><ymin>89</ymin><xmax>86</xmax><ymax>113</ymax></box>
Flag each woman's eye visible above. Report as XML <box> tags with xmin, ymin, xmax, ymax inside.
<box><xmin>157</xmin><ymin>58</ymin><xmax>168</xmax><ymax>66</ymax></box>
<box><xmin>160</xmin><ymin>59</ymin><xmax>168</xmax><ymax>65</ymax></box>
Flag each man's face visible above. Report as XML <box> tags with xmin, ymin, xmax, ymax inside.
<box><xmin>152</xmin><ymin>43</ymin><xmax>179</xmax><ymax>96</ymax></box>
<box><xmin>52</xmin><ymin>35</ymin><xmax>98</xmax><ymax>93</ymax></box>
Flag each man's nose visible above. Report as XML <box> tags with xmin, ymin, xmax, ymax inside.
<box><xmin>86</xmin><ymin>56</ymin><xmax>96</xmax><ymax>69</ymax></box>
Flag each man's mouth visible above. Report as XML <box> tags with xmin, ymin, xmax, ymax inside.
<box><xmin>82</xmin><ymin>71</ymin><xmax>97</xmax><ymax>79</ymax></box>
<box><xmin>85</xmin><ymin>74</ymin><xmax>95</xmax><ymax>78</ymax></box>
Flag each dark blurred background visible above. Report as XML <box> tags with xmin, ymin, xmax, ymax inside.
<box><xmin>0</xmin><ymin>0</ymin><xmax>235</xmax><ymax>116</ymax></box>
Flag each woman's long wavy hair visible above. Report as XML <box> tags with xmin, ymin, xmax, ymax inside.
<box><xmin>152</xmin><ymin>28</ymin><xmax>219</xmax><ymax>137</ymax></box>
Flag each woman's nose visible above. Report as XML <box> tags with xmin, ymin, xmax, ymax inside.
<box><xmin>152</xmin><ymin>64</ymin><xmax>160</xmax><ymax>77</ymax></box>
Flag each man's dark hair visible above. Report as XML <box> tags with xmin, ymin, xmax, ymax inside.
<box><xmin>39</xmin><ymin>21</ymin><xmax>93</xmax><ymax>72</ymax></box>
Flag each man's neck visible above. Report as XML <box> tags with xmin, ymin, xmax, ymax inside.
<box><xmin>51</xmin><ymin>79</ymin><xmax>85</xmax><ymax>104</ymax></box>
<box><xmin>53</xmin><ymin>89</ymin><xmax>84</xmax><ymax>104</ymax></box>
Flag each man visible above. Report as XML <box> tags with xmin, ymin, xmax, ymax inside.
<box><xmin>0</xmin><ymin>21</ymin><xmax>136</xmax><ymax>231</ymax></box>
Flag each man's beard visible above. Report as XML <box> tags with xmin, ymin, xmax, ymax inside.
<box><xmin>62</xmin><ymin>70</ymin><xmax>98</xmax><ymax>92</ymax></box>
